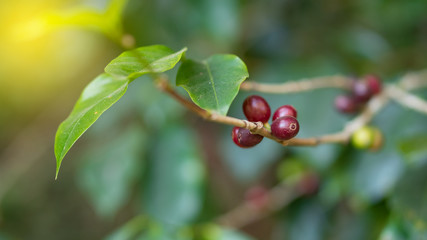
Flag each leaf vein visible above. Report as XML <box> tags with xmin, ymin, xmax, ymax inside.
<box><xmin>59</xmin><ymin>83</ymin><xmax>128</xmax><ymax>159</ymax></box>
<box><xmin>203</xmin><ymin>61</ymin><xmax>219</xmax><ymax>110</ymax></box>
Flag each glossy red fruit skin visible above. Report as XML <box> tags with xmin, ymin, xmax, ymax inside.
<box><xmin>243</xmin><ymin>95</ymin><xmax>271</xmax><ymax>123</ymax></box>
<box><xmin>272</xmin><ymin>105</ymin><xmax>297</xmax><ymax>121</ymax></box>
<box><xmin>231</xmin><ymin>127</ymin><xmax>263</xmax><ymax>148</ymax></box>
<box><xmin>271</xmin><ymin>116</ymin><xmax>300</xmax><ymax>140</ymax></box>
<box><xmin>364</xmin><ymin>75</ymin><xmax>382</xmax><ymax>95</ymax></box>
<box><xmin>334</xmin><ymin>95</ymin><xmax>360</xmax><ymax>114</ymax></box>
<box><xmin>232</xmin><ymin>127</ymin><xmax>245</xmax><ymax>147</ymax></box>
<box><xmin>352</xmin><ymin>80</ymin><xmax>372</xmax><ymax>102</ymax></box>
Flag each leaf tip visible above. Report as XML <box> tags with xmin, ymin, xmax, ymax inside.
<box><xmin>55</xmin><ymin>158</ymin><xmax>62</xmax><ymax>180</ymax></box>
<box><xmin>179</xmin><ymin>47</ymin><xmax>188</xmax><ymax>59</ymax></box>
<box><xmin>54</xmin><ymin>137</ymin><xmax>63</xmax><ymax>180</ymax></box>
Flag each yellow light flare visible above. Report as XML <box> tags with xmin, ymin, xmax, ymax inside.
<box><xmin>0</xmin><ymin>1</ymin><xmax>116</xmax><ymax>114</ymax></box>
<box><xmin>10</xmin><ymin>17</ymin><xmax>51</xmax><ymax>42</ymax></box>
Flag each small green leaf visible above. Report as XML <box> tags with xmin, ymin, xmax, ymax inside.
<box><xmin>176</xmin><ymin>54</ymin><xmax>249</xmax><ymax>115</ymax></box>
<box><xmin>54</xmin><ymin>73</ymin><xmax>129</xmax><ymax>179</ymax></box>
<box><xmin>105</xmin><ymin>45</ymin><xmax>187</xmax><ymax>80</ymax></box>
<box><xmin>55</xmin><ymin>45</ymin><xmax>186</xmax><ymax>178</ymax></box>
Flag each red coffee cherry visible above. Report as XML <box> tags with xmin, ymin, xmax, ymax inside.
<box><xmin>231</xmin><ymin>127</ymin><xmax>263</xmax><ymax>148</ymax></box>
<box><xmin>272</xmin><ymin>105</ymin><xmax>297</xmax><ymax>121</ymax></box>
<box><xmin>271</xmin><ymin>116</ymin><xmax>300</xmax><ymax>140</ymax></box>
<box><xmin>352</xmin><ymin>80</ymin><xmax>372</xmax><ymax>102</ymax></box>
<box><xmin>334</xmin><ymin>95</ymin><xmax>360</xmax><ymax>114</ymax></box>
<box><xmin>243</xmin><ymin>95</ymin><xmax>271</xmax><ymax>123</ymax></box>
<box><xmin>364</xmin><ymin>74</ymin><xmax>382</xmax><ymax>95</ymax></box>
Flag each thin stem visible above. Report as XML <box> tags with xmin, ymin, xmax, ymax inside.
<box><xmin>157</xmin><ymin>77</ymin><xmax>347</xmax><ymax>146</ymax></box>
<box><xmin>343</xmin><ymin>91</ymin><xmax>389</xmax><ymax>133</ymax></box>
<box><xmin>386</xmin><ymin>85</ymin><xmax>427</xmax><ymax>115</ymax></box>
<box><xmin>240</xmin><ymin>75</ymin><xmax>353</xmax><ymax>94</ymax></box>
<box><xmin>399</xmin><ymin>70</ymin><xmax>427</xmax><ymax>91</ymax></box>
<box><xmin>286</xmin><ymin>132</ymin><xmax>349</xmax><ymax>146</ymax></box>
<box><xmin>155</xmin><ymin>70</ymin><xmax>427</xmax><ymax>228</ymax></box>
<box><xmin>156</xmin><ymin>77</ymin><xmax>210</xmax><ymax>118</ymax></box>
<box><xmin>282</xmin><ymin>93</ymin><xmax>389</xmax><ymax>146</ymax></box>
<box><xmin>156</xmin><ymin>76</ymin><xmax>282</xmax><ymax>142</ymax></box>
<box><xmin>156</xmin><ymin>76</ymin><xmax>388</xmax><ymax>147</ymax></box>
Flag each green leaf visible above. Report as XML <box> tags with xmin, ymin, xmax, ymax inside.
<box><xmin>176</xmin><ymin>54</ymin><xmax>249</xmax><ymax>115</ymax></box>
<box><xmin>55</xmin><ymin>73</ymin><xmax>129</xmax><ymax>179</ymax></box>
<box><xmin>105</xmin><ymin>45</ymin><xmax>187</xmax><ymax>80</ymax></box>
<box><xmin>143</xmin><ymin>125</ymin><xmax>205</xmax><ymax>225</ymax></box>
<box><xmin>55</xmin><ymin>45</ymin><xmax>185</xmax><ymax>178</ymax></box>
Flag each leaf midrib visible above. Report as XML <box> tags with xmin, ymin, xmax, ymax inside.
<box><xmin>58</xmin><ymin>82</ymin><xmax>128</xmax><ymax>160</ymax></box>
<box><xmin>108</xmin><ymin>48</ymin><xmax>186</xmax><ymax>76</ymax></box>
<box><xmin>203</xmin><ymin>60</ymin><xmax>219</xmax><ymax>110</ymax></box>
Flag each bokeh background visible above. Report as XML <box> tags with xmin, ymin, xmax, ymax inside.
<box><xmin>1</xmin><ymin>0</ymin><xmax>427</xmax><ymax>239</ymax></box>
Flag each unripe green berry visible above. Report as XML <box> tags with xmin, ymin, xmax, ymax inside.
<box><xmin>351</xmin><ymin>126</ymin><xmax>383</xmax><ymax>151</ymax></box>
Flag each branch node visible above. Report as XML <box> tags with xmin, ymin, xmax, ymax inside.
<box><xmin>242</xmin><ymin>120</ymin><xmax>250</xmax><ymax>129</ymax></box>
<box><xmin>255</xmin><ymin>121</ymin><xmax>264</xmax><ymax>130</ymax></box>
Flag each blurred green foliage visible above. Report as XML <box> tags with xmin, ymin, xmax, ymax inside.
<box><xmin>0</xmin><ymin>0</ymin><xmax>427</xmax><ymax>239</ymax></box>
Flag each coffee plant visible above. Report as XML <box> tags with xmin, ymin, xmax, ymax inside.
<box><xmin>1</xmin><ymin>0</ymin><xmax>427</xmax><ymax>239</ymax></box>
<box><xmin>54</xmin><ymin>41</ymin><xmax>427</xmax><ymax>239</ymax></box>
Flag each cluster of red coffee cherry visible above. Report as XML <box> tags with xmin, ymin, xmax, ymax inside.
<box><xmin>334</xmin><ymin>75</ymin><xmax>382</xmax><ymax>114</ymax></box>
<box><xmin>232</xmin><ymin>95</ymin><xmax>300</xmax><ymax>148</ymax></box>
